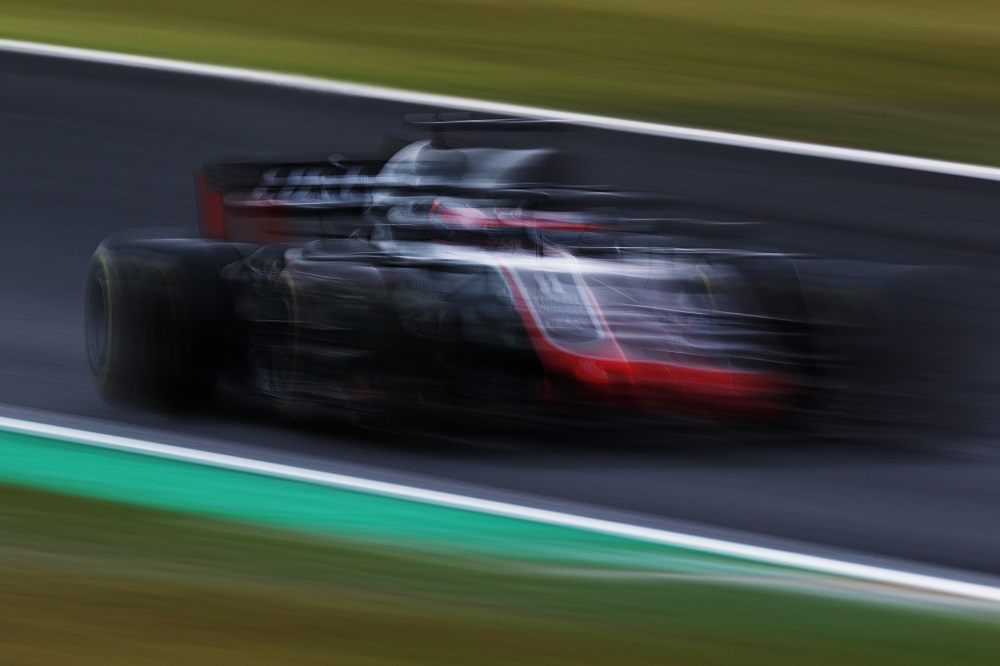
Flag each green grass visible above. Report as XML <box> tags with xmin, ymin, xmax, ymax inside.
<box><xmin>1</xmin><ymin>481</ymin><xmax>998</xmax><ymax>665</ymax></box>
<box><xmin>2</xmin><ymin>0</ymin><xmax>1000</xmax><ymax>164</ymax></box>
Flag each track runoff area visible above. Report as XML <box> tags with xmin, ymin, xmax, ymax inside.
<box><xmin>1</xmin><ymin>38</ymin><xmax>999</xmax><ymax>607</ymax></box>
<box><xmin>1</xmin><ymin>413</ymin><xmax>999</xmax><ymax>608</ymax></box>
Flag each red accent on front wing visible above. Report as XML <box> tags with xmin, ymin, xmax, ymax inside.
<box><xmin>498</xmin><ymin>266</ymin><xmax>796</xmax><ymax>417</ymax></box>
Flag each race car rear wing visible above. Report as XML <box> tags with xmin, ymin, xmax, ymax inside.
<box><xmin>196</xmin><ymin>159</ymin><xmax>384</xmax><ymax>242</ymax></box>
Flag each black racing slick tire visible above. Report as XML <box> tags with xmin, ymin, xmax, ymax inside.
<box><xmin>84</xmin><ymin>237</ymin><xmax>244</xmax><ymax>407</ymax></box>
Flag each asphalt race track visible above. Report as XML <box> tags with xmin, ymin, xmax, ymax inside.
<box><xmin>3</xmin><ymin>50</ymin><xmax>1000</xmax><ymax>579</ymax></box>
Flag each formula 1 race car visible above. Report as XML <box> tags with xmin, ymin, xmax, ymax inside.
<box><xmin>85</xmin><ymin>116</ymin><xmax>836</xmax><ymax>430</ymax></box>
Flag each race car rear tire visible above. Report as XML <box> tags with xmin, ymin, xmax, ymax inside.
<box><xmin>85</xmin><ymin>237</ymin><xmax>243</xmax><ymax>407</ymax></box>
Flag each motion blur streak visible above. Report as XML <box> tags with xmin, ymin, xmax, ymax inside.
<box><xmin>3</xmin><ymin>49</ymin><xmax>1000</xmax><ymax>579</ymax></box>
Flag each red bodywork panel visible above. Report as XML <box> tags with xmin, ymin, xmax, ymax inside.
<box><xmin>196</xmin><ymin>171</ymin><xmax>293</xmax><ymax>243</ymax></box>
<box><xmin>196</xmin><ymin>172</ymin><xmax>228</xmax><ymax>240</ymax></box>
<box><xmin>498</xmin><ymin>263</ymin><xmax>796</xmax><ymax>418</ymax></box>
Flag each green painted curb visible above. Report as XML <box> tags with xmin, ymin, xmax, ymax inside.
<box><xmin>0</xmin><ymin>429</ymin><xmax>792</xmax><ymax>577</ymax></box>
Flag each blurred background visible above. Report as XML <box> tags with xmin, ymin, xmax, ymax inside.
<box><xmin>0</xmin><ymin>0</ymin><xmax>999</xmax><ymax>162</ymax></box>
<box><xmin>2</xmin><ymin>1</ymin><xmax>1000</xmax><ymax>663</ymax></box>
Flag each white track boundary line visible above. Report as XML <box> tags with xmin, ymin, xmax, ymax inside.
<box><xmin>1</xmin><ymin>414</ymin><xmax>999</xmax><ymax>604</ymax></box>
<box><xmin>3</xmin><ymin>37</ymin><xmax>1000</xmax><ymax>182</ymax></box>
